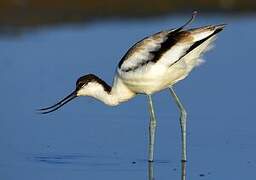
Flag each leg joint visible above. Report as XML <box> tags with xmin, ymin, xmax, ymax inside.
<box><xmin>149</xmin><ymin>121</ymin><xmax>157</xmax><ymax>128</ymax></box>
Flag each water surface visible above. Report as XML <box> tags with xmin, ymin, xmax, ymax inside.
<box><xmin>0</xmin><ymin>15</ymin><xmax>256</xmax><ymax>180</ymax></box>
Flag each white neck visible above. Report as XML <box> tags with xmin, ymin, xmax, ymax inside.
<box><xmin>92</xmin><ymin>87</ymin><xmax>120</xmax><ymax>106</ymax></box>
<box><xmin>77</xmin><ymin>76</ymin><xmax>136</xmax><ymax>106</ymax></box>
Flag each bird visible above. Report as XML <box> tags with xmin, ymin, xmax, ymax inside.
<box><xmin>39</xmin><ymin>11</ymin><xmax>225</xmax><ymax>162</ymax></box>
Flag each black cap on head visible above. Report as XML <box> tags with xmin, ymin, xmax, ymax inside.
<box><xmin>76</xmin><ymin>74</ymin><xmax>111</xmax><ymax>92</ymax></box>
<box><xmin>76</xmin><ymin>74</ymin><xmax>98</xmax><ymax>90</ymax></box>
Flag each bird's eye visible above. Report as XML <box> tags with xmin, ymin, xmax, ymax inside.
<box><xmin>76</xmin><ymin>81</ymin><xmax>86</xmax><ymax>90</ymax></box>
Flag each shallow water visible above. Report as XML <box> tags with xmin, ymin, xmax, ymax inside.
<box><xmin>0</xmin><ymin>15</ymin><xmax>256</xmax><ymax>180</ymax></box>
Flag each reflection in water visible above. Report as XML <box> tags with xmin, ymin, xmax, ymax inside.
<box><xmin>148</xmin><ymin>162</ymin><xmax>154</xmax><ymax>180</ymax></box>
<box><xmin>148</xmin><ymin>161</ymin><xmax>187</xmax><ymax>180</ymax></box>
<box><xmin>33</xmin><ymin>153</ymin><xmax>187</xmax><ymax>179</ymax></box>
<box><xmin>181</xmin><ymin>161</ymin><xmax>186</xmax><ymax>180</ymax></box>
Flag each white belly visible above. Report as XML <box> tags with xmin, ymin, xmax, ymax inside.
<box><xmin>118</xmin><ymin>62</ymin><xmax>188</xmax><ymax>94</ymax></box>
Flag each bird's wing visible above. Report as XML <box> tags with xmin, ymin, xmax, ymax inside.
<box><xmin>118</xmin><ymin>29</ymin><xmax>193</xmax><ymax>72</ymax></box>
<box><xmin>159</xmin><ymin>24</ymin><xmax>225</xmax><ymax>67</ymax></box>
<box><xmin>118</xmin><ymin>24</ymin><xmax>224</xmax><ymax>73</ymax></box>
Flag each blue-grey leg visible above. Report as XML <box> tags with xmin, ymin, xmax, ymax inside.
<box><xmin>147</xmin><ymin>95</ymin><xmax>157</xmax><ymax>162</ymax></box>
<box><xmin>169</xmin><ymin>86</ymin><xmax>187</xmax><ymax>162</ymax></box>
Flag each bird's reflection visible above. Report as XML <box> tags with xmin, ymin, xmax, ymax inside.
<box><xmin>181</xmin><ymin>161</ymin><xmax>186</xmax><ymax>180</ymax></box>
<box><xmin>148</xmin><ymin>160</ymin><xmax>186</xmax><ymax>180</ymax></box>
<box><xmin>148</xmin><ymin>162</ymin><xmax>154</xmax><ymax>180</ymax></box>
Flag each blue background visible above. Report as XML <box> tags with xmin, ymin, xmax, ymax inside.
<box><xmin>0</xmin><ymin>15</ymin><xmax>255</xmax><ymax>179</ymax></box>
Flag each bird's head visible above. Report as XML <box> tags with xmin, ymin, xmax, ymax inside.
<box><xmin>75</xmin><ymin>74</ymin><xmax>111</xmax><ymax>96</ymax></box>
<box><xmin>38</xmin><ymin>74</ymin><xmax>111</xmax><ymax>114</ymax></box>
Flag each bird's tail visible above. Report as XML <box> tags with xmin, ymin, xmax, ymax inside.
<box><xmin>188</xmin><ymin>24</ymin><xmax>226</xmax><ymax>42</ymax></box>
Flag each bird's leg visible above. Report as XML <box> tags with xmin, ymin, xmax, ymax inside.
<box><xmin>169</xmin><ymin>86</ymin><xmax>187</xmax><ymax>162</ymax></box>
<box><xmin>147</xmin><ymin>95</ymin><xmax>157</xmax><ymax>162</ymax></box>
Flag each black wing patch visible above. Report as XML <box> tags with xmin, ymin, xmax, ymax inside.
<box><xmin>169</xmin><ymin>27</ymin><xmax>224</xmax><ymax>67</ymax></box>
<box><xmin>120</xmin><ymin>30</ymin><xmax>184</xmax><ymax>72</ymax></box>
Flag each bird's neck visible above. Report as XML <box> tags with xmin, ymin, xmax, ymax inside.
<box><xmin>93</xmin><ymin>89</ymin><xmax>120</xmax><ymax>106</ymax></box>
<box><xmin>86</xmin><ymin>76</ymin><xmax>136</xmax><ymax>106</ymax></box>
